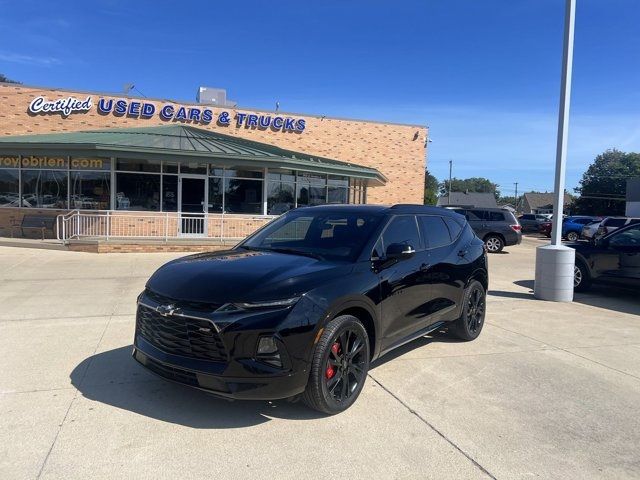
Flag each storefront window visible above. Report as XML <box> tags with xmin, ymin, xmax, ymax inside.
<box><xmin>70</xmin><ymin>171</ymin><xmax>110</xmax><ymax>210</ymax></box>
<box><xmin>115</xmin><ymin>173</ymin><xmax>160</xmax><ymax>211</ymax></box>
<box><xmin>267</xmin><ymin>181</ymin><xmax>295</xmax><ymax>215</ymax></box>
<box><xmin>0</xmin><ymin>169</ymin><xmax>19</xmax><ymax>207</ymax></box>
<box><xmin>208</xmin><ymin>177</ymin><xmax>223</xmax><ymax>213</ymax></box>
<box><xmin>225</xmin><ymin>178</ymin><xmax>263</xmax><ymax>214</ymax></box>
<box><xmin>116</xmin><ymin>158</ymin><xmax>161</xmax><ymax>173</ymax></box>
<box><xmin>225</xmin><ymin>167</ymin><xmax>263</xmax><ymax>178</ymax></box>
<box><xmin>297</xmin><ymin>173</ymin><xmax>326</xmax><ymax>207</ymax></box>
<box><xmin>181</xmin><ymin>162</ymin><xmax>207</xmax><ymax>175</ymax></box>
<box><xmin>19</xmin><ymin>156</ymin><xmax>68</xmax><ymax>170</ymax></box>
<box><xmin>163</xmin><ymin>162</ymin><xmax>179</xmax><ymax>174</ymax></box>
<box><xmin>162</xmin><ymin>175</ymin><xmax>178</xmax><ymax>212</ymax></box>
<box><xmin>22</xmin><ymin>170</ymin><xmax>68</xmax><ymax>209</ymax></box>
<box><xmin>328</xmin><ymin>175</ymin><xmax>349</xmax><ymax>204</ymax></box>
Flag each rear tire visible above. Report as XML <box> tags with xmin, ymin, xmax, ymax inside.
<box><xmin>302</xmin><ymin>315</ymin><xmax>370</xmax><ymax>414</ymax></box>
<box><xmin>449</xmin><ymin>280</ymin><xmax>486</xmax><ymax>341</ymax></box>
<box><xmin>484</xmin><ymin>235</ymin><xmax>504</xmax><ymax>253</ymax></box>
<box><xmin>574</xmin><ymin>260</ymin><xmax>591</xmax><ymax>292</ymax></box>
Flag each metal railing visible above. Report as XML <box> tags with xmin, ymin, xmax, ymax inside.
<box><xmin>56</xmin><ymin>210</ymin><xmax>275</xmax><ymax>242</ymax></box>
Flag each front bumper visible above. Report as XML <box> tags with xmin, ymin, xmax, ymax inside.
<box><xmin>133</xmin><ymin>344</ymin><xmax>308</xmax><ymax>400</ymax></box>
<box><xmin>132</xmin><ymin>291</ymin><xmax>321</xmax><ymax>400</ymax></box>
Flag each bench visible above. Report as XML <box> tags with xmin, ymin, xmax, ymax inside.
<box><xmin>11</xmin><ymin>215</ymin><xmax>56</xmax><ymax>240</ymax></box>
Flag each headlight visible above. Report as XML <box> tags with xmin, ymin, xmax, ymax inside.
<box><xmin>217</xmin><ymin>296</ymin><xmax>300</xmax><ymax>312</ymax></box>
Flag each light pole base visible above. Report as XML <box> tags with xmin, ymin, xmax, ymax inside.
<box><xmin>534</xmin><ymin>244</ymin><xmax>575</xmax><ymax>302</ymax></box>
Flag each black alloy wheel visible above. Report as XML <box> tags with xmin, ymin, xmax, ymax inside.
<box><xmin>450</xmin><ymin>280</ymin><xmax>486</xmax><ymax>341</ymax></box>
<box><xmin>303</xmin><ymin>315</ymin><xmax>370</xmax><ymax>414</ymax></box>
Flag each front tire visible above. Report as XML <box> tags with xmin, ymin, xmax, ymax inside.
<box><xmin>450</xmin><ymin>280</ymin><xmax>486</xmax><ymax>341</ymax></box>
<box><xmin>574</xmin><ymin>260</ymin><xmax>591</xmax><ymax>292</ymax></box>
<box><xmin>566</xmin><ymin>231</ymin><xmax>579</xmax><ymax>242</ymax></box>
<box><xmin>484</xmin><ymin>235</ymin><xmax>504</xmax><ymax>253</ymax></box>
<box><xmin>302</xmin><ymin>315</ymin><xmax>370</xmax><ymax>414</ymax></box>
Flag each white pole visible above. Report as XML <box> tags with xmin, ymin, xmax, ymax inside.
<box><xmin>534</xmin><ymin>0</ymin><xmax>577</xmax><ymax>302</ymax></box>
<box><xmin>551</xmin><ymin>0</ymin><xmax>576</xmax><ymax>246</ymax></box>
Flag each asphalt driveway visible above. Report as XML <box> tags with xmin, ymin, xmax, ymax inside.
<box><xmin>1</xmin><ymin>237</ymin><xmax>639</xmax><ymax>479</ymax></box>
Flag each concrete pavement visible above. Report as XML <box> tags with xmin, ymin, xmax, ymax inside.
<box><xmin>1</xmin><ymin>237</ymin><xmax>639</xmax><ymax>479</ymax></box>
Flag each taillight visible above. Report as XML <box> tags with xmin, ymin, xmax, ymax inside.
<box><xmin>510</xmin><ymin>224</ymin><xmax>522</xmax><ymax>232</ymax></box>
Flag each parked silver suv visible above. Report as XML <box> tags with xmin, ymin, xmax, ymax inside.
<box><xmin>595</xmin><ymin>217</ymin><xmax>640</xmax><ymax>240</ymax></box>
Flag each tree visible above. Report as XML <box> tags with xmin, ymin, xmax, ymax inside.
<box><xmin>573</xmin><ymin>149</ymin><xmax>640</xmax><ymax>215</ymax></box>
<box><xmin>439</xmin><ymin>177</ymin><xmax>500</xmax><ymax>200</ymax></box>
<box><xmin>423</xmin><ymin>169</ymin><xmax>439</xmax><ymax>205</ymax></box>
<box><xmin>0</xmin><ymin>73</ymin><xmax>20</xmax><ymax>84</ymax></box>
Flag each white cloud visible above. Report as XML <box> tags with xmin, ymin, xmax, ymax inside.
<box><xmin>0</xmin><ymin>52</ymin><xmax>61</xmax><ymax>66</ymax></box>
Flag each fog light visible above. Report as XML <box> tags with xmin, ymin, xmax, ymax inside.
<box><xmin>257</xmin><ymin>336</ymin><xmax>278</xmax><ymax>355</ymax></box>
<box><xmin>256</xmin><ymin>336</ymin><xmax>282</xmax><ymax>368</ymax></box>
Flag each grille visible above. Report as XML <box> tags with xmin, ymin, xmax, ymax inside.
<box><xmin>136</xmin><ymin>304</ymin><xmax>228</xmax><ymax>362</ymax></box>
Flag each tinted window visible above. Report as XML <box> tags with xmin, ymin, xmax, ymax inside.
<box><xmin>487</xmin><ymin>211</ymin><xmax>506</xmax><ymax>221</ymax></box>
<box><xmin>244</xmin><ymin>211</ymin><xmax>382</xmax><ymax>261</ymax></box>
<box><xmin>382</xmin><ymin>215</ymin><xmax>421</xmax><ymax>252</ymax></box>
<box><xmin>521</xmin><ymin>214</ymin><xmax>533</xmax><ymax>220</ymax></box>
<box><xmin>466</xmin><ymin>210</ymin><xmax>484</xmax><ymax>221</ymax></box>
<box><xmin>444</xmin><ymin>217</ymin><xmax>463</xmax><ymax>240</ymax></box>
<box><xmin>418</xmin><ymin>216</ymin><xmax>451</xmax><ymax>248</ymax></box>
<box><xmin>606</xmin><ymin>218</ymin><xmax>626</xmax><ymax>228</ymax></box>
<box><xmin>609</xmin><ymin>224</ymin><xmax>640</xmax><ymax>247</ymax></box>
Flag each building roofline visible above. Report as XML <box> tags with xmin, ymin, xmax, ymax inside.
<box><xmin>0</xmin><ymin>81</ymin><xmax>429</xmax><ymax>130</ymax></box>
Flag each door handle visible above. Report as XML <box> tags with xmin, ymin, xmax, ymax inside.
<box><xmin>420</xmin><ymin>263</ymin><xmax>431</xmax><ymax>272</ymax></box>
<box><xmin>458</xmin><ymin>250</ymin><xmax>468</xmax><ymax>258</ymax></box>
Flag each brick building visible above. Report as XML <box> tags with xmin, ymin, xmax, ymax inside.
<box><xmin>0</xmin><ymin>83</ymin><xmax>427</xmax><ymax>248</ymax></box>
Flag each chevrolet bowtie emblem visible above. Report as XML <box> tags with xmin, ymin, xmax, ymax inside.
<box><xmin>156</xmin><ymin>304</ymin><xmax>177</xmax><ymax>316</ymax></box>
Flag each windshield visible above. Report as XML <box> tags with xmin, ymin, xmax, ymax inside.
<box><xmin>240</xmin><ymin>210</ymin><xmax>383</xmax><ymax>261</ymax></box>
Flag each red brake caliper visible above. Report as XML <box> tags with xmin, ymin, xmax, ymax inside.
<box><xmin>325</xmin><ymin>341</ymin><xmax>341</xmax><ymax>379</ymax></box>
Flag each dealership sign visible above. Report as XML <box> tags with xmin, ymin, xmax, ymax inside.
<box><xmin>28</xmin><ymin>95</ymin><xmax>306</xmax><ymax>132</ymax></box>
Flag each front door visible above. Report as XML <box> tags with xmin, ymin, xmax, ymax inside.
<box><xmin>179</xmin><ymin>176</ymin><xmax>207</xmax><ymax>236</ymax></box>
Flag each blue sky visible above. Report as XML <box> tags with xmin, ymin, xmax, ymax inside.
<box><xmin>1</xmin><ymin>0</ymin><xmax>639</xmax><ymax>196</ymax></box>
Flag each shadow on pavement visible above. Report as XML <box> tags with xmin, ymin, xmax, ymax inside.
<box><xmin>514</xmin><ymin>279</ymin><xmax>535</xmax><ymax>290</ymax></box>
<box><xmin>574</xmin><ymin>286</ymin><xmax>640</xmax><ymax>316</ymax></box>
<box><xmin>488</xmin><ymin>290</ymin><xmax>534</xmax><ymax>300</ymax></box>
<box><xmin>70</xmin><ymin>346</ymin><xmax>326</xmax><ymax>429</ymax></box>
<box><xmin>370</xmin><ymin>330</ymin><xmax>461</xmax><ymax>368</ymax></box>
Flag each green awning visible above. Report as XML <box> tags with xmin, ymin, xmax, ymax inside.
<box><xmin>0</xmin><ymin>125</ymin><xmax>386</xmax><ymax>185</ymax></box>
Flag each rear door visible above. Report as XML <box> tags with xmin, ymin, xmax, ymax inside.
<box><xmin>417</xmin><ymin>215</ymin><xmax>463</xmax><ymax>323</ymax></box>
<box><xmin>376</xmin><ymin>215</ymin><xmax>432</xmax><ymax>346</ymax></box>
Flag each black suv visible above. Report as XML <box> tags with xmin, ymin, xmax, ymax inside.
<box><xmin>445</xmin><ymin>207</ymin><xmax>522</xmax><ymax>253</ymax></box>
<box><xmin>133</xmin><ymin>205</ymin><xmax>488</xmax><ymax>414</ymax></box>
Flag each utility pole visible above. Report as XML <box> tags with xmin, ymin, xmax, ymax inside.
<box><xmin>514</xmin><ymin>182</ymin><xmax>519</xmax><ymax>212</ymax></box>
<box><xmin>448</xmin><ymin>159</ymin><xmax>452</xmax><ymax>205</ymax></box>
<box><xmin>534</xmin><ymin>0</ymin><xmax>576</xmax><ymax>302</ymax></box>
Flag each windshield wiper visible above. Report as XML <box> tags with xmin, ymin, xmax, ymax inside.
<box><xmin>267</xmin><ymin>247</ymin><xmax>324</xmax><ymax>260</ymax></box>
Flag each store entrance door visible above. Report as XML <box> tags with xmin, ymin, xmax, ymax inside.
<box><xmin>179</xmin><ymin>176</ymin><xmax>207</xmax><ymax>236</ymax></box>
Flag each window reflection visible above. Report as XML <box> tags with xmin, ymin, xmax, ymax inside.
<box><xmin>21</xmin><ymin>170</ymin><xmax>69</xmax><ymax>209</ymax></box>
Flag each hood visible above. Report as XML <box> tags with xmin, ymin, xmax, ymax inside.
<box><xmin>146</xmin><ymin>248</ymin><xmax>352</xmax><ymax>303</ymax></box>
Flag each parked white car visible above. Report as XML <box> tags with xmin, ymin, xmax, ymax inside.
<box><xmin>581</xmin><ymin>219</ymin><xmax>602</xmax><ymax>240</ymax></box>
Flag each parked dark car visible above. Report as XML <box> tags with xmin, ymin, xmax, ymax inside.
<box><xmin>595</xmin><ymin>216</ymin><xmax>640</xmax><ymax>240</ymax></box>
<box><xmin>539</xmin><ymin>220</ymin><xmax>553</xmax><ymax>238</ymax></box>
<box><xmin>518</xmin><ymin>213</ymin><xmax>550</xmax><ymax>232</ymax></box>
<box><xmin>570</xmin><ymin>222</ymin><xmax>640</xmax><ymax>292</ymax></box>
<box><xmin>445</xmin><ymin>207</ymin><xmax>521</xmax><ymax>253</ymax></box>
<box><xmin>133</xmin><ymin>205</ymin><xmax>488</xmax><ymax>414</ymax></box>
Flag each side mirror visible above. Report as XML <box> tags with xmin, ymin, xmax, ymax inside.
<box><xmin>595</xmin><ymin>237</ymin><xmax>609</xmax><ymax>248</ymax></box>
<box><xmin>386</xmin><ymin>243</ymin><xmax>416</xmax><ymax>260</ymax></box>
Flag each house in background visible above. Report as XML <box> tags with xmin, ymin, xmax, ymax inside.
<box><xmin>436</xmin><ymin>192</ymin><xmax>498</xmax><ymax>208</ymax></box>
<box><xmin>626</xmin><ymin>178</ymin><xmax>640</xmax><ymax>216</ymax></box>
<box><xmin>521</xmin><ymin>192</ymin><xmax>572</xmax><ymax>215</ymax></box>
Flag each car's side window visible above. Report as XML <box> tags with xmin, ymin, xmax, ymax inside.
<box><xmin>444</xmin><ymin>217</ymin><xmax>463</xmax><ymax>241</ymax></box>
<box><xmin>418</xmin><ymin>215</ymin><xmax>451</xmax><ymax>248</ymax></box>
<box><xmin>609</xmin><ymin>225</ymin><xmax>640</xmax><ymax>247</ymax></box>
<box><xmin>466</xmin><ymin>210</ymin><xmax>484</xmax><ymax>221</ymax></box>
<box><xmin>488</xmin><ymin>211</ymin><xmax>505</xmax><ymax>221</ymax></box>
<box><xmin>381</xmin><ymin>215</ymin><xmax>421</xmax><ymax>253</ymax></box>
